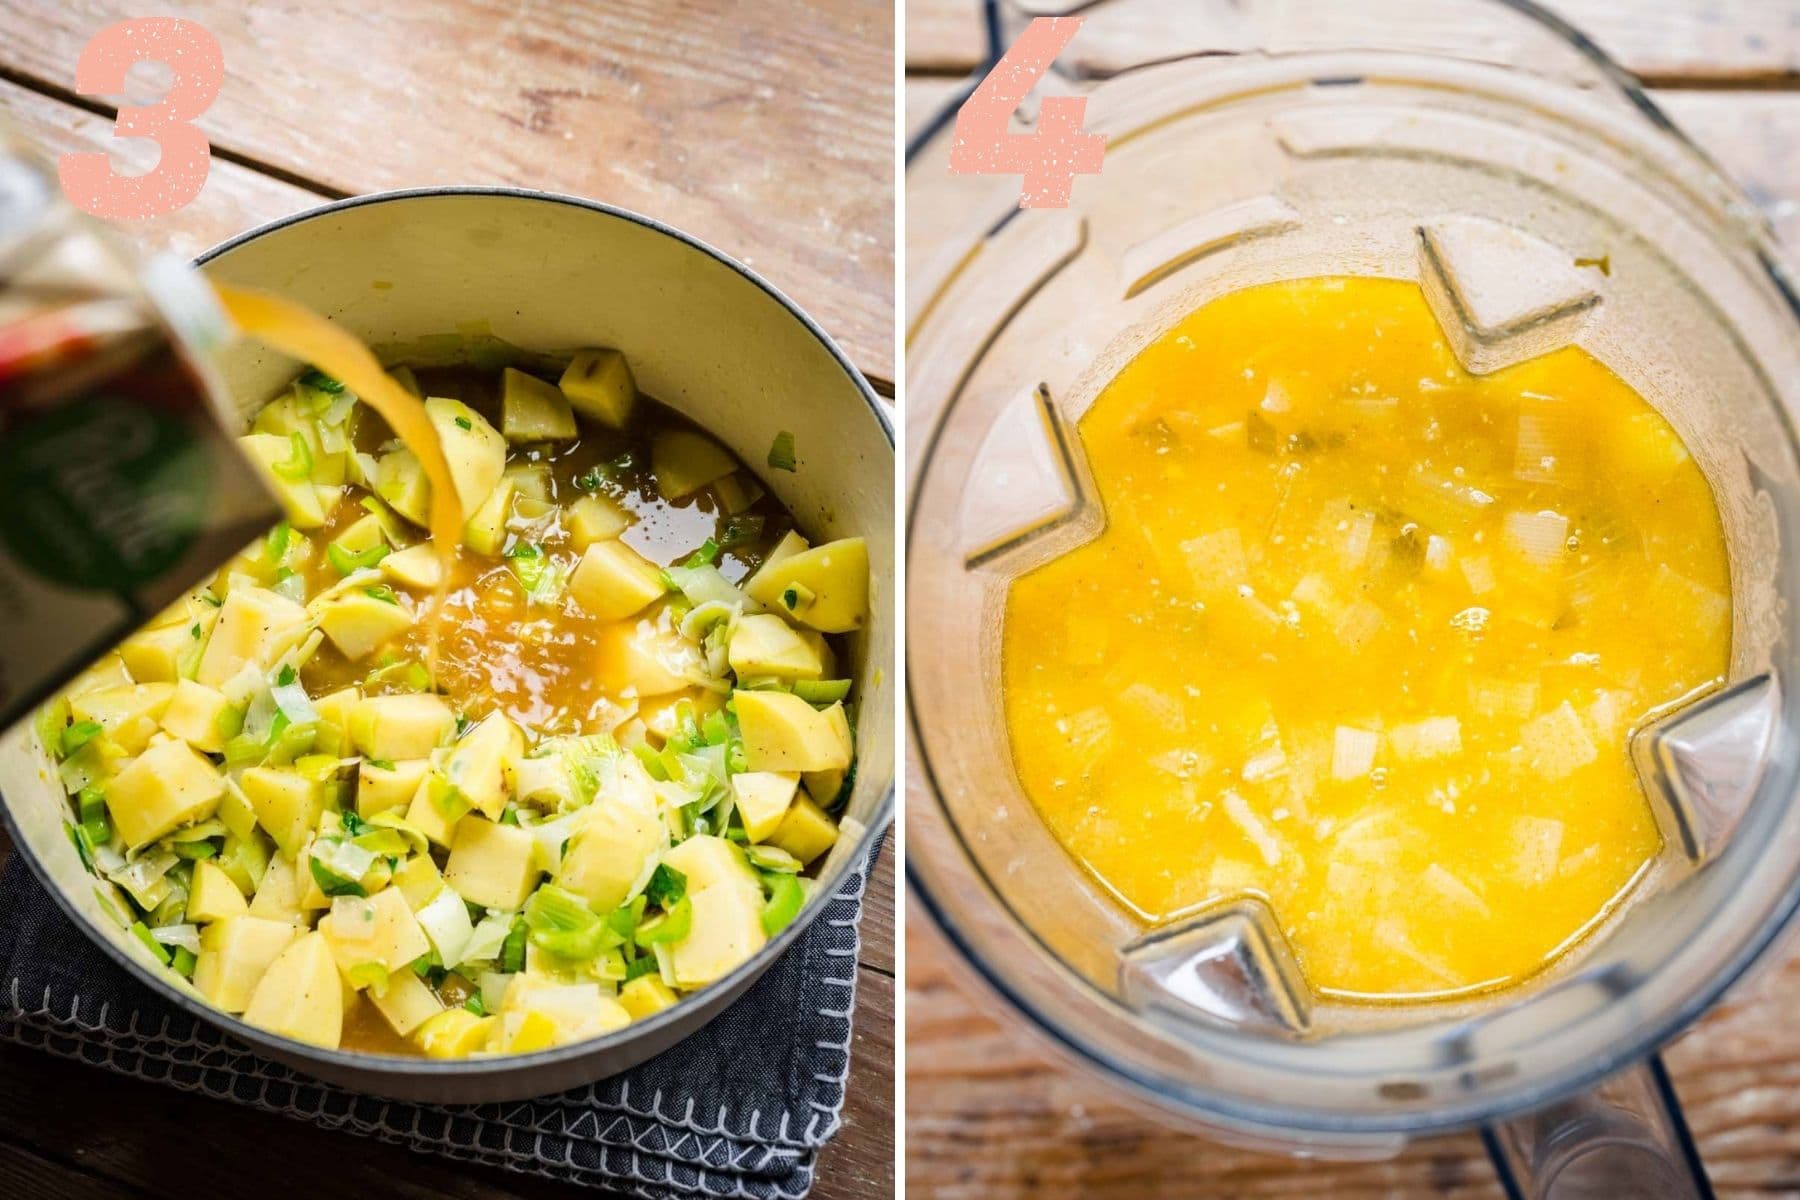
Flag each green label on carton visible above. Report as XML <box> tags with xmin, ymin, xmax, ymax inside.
<box><xmin>0</xmin><ymin>396</ymin><xmax>211</xmax><ymax>591</ymax></box>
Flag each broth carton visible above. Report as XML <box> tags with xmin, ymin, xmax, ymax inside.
<box><xmin>0</xmin><ymin>140</ymin><xmax>280</xmax><ymax>729</ymax></box>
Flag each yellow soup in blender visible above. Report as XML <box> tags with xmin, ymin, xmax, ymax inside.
<box><xmin>1002</xmin><ymin>276</ymin><xmax>1730</xmax><ymax>1000</ymax></box>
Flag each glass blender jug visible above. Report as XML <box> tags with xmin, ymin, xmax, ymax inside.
<box><xmin>905</xmin><ymin>1</ymin><xmax>1800</xmax><ymax>1195</ymax></box>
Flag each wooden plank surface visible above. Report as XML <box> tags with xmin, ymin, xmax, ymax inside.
<box><xmin>904</xmin><ymin>4</ymin><xmax>1800</xmax><ymax>1195</ymax></box>
<box><xmin>0</xmin><ymin>0</ymin><xmax>895</xmax><ymax>385</ymax></box>
<box><xmin>0</xmin><ymin>6</ymin><xmax>895</xmax><ymax>1194</ymax></box>
<box><xmin>905</xmin><ymin>0</ymin><xmax>1800</xmax><ymax>85</ymax></box>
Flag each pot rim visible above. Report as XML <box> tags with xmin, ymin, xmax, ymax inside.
<box><xmin>5</xmin><ymin>185</ymin><xmax>894</xmax><ymax>1080</ymax></box>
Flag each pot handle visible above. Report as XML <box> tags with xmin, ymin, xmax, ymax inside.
<box><xmin>1483</xmin><ymin>1055</ymin><xmax>1714</xmax><ymax>1200</ymax></box>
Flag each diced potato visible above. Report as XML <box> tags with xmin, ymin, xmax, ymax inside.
<box><xmin>1507</xmin><ymin>816</ymin><xmax>1566</xmax><ymax>885</ymax></box>
<box><xmin>712</xmin><ymin>472</ymin><xmax>763</xmax><ymax>516</ymax></box>
<box><xmin>444</xmin><ymin>818</ymin><xmax>542</xmax><ymax>910</ymax></box>
<box><xmin>463</xmin><ymin>478</ymin><xmax>516</xmax><ymax>557</ymax></box>
<box><xmin>742</xmin><ymin>538</ymin><xmax>868</xmax><ymax>632</ymax></box>
<box><xmin>651</xmin><ymin>430</ymin><xmax>737</xmax><ymax>500</ymax></box>
<box><xmin>504</xmin><ymin>462</ymin><xmax>554</xmax><ymax>502</ymax></box>
<box><xmin>105</xmin><ymin>739</ymin><xmax>226</xmax><ymax>850</ymax></box>
<box><xmin>316</xmin><ymin>590</ymin><xmax>415</xmax><ymax>660</ymax></box>
<box><xmin>1330</xmin><ymin>726</ymin><xmax>1381</xmax><ymax>781</ymax></box>
<box><xmin>240</xmin><ymin>766</ymin><xmax>326</xmax><ymax>859</ymax></box>
<box><xmin>1503</xmin><ymin>509</ymin><xmax>1570</xmax><ymax>568</ymax></box>
<box><xmin>413</xmin><ymin>1008</ymin><xmax>496</xmax><ymax>1058</ymax></box>
<box><xmin>1520</xmin><ymin>702</ymin><xmax>1598</xmax><ymax>781</ymax></box>
<box><xmin>767</xmin><ymin>794</ymin><xmax>839</xmax><ymax>865</ymax></box>
<box><xmin>192</xmin><ymin>916</ymin><xmax>300</xmax><ymax>1013</ymax></box>
<box><xmin>120</xmin><ymin>622</ymin><xmax>203</xmax><ymax>683</ymax></box>
<box><xmin>567</xmin><ymin>539</ymin><xmax>666</xmax><ymax>621</ymax></box>
<box><xmin>500</xmin><ymin>367</ymin><xmax>577</xmax><ymax>442</ymax></box>
<box><xmin>187</xmin><ymin>859</ymin><xmax>249</xmax><ymax>923</ymax></box>
<box><xmin>555</xmin><ymin>788</ymin><xmax>665</xmax><ymax>912</ymax></box>
<box><xmin>667</xmin><ymin>882</ymin><xmax>767</xmax><ymax>990</ymax></box>
<box><xmin>732</xmin><ymin>771</ymin><xmax>799</xmax><ymax>843</ymax></box>
<box><xmin>159</xmin><ymin>679</ymin><xmax>232</xmax><ymax>753</ymax></box>
<box><xmin>494</xmin><ymin>1009</ymin><xmax>559</xmax><ymax>1054</ymax></box>
<box><xmin>734</xmin><ymin>692</ymin><xmax>852</xmax><ymax>773</ymax></box>
<box><xmin>565</xmin><ymin>494</ymin><xmax>631</xmax><ymax>549</ymax></box>
<box><xmin>501</xmin><ymin>975</ymin><xmax>629</xmax><ymax>1039</ymax></box>
<box><xmin>375</xmin><ymin>449</ymin><xmax>432</xmax><ymax>527</ymax></box>
<box><xmin>243</xmin><ymin>931</ymin><xmax>343</xmax><ymax>1048</ymax></box>
<box><xmin>442</xmin><ymin>712</ymin><xmax>523</xmax><ymax>820</ymax></box>
<box><xmin>1388</xmin><ymin>717</ymin><xmax>1463</xmax><ymax>762</ymax></box>
<box><xmin>248</xmin><ymin>849</ymin><xmax>311</xmax><ymax>923</ymax></box>
<box><xmin>391</xmin><ymin>853</ymin><xmax>444</xmax><ymax>911</ymax></box>
<box><xmin>196</xmin><ymin>587</ymin><xmax>308</xmax><ymax>687</ymax></box>
<box><xmin>368</xmin><ymin>968</ymin><xmax>444</xmax><ymax>1037</ymax></box>
<box><xmin>424</xmin><ymin>397</ymin><xmax>507</xmax><ymax>517</ymax></box>
<box><xmin>239</xmin><ymin>433</ymin><xmax>329</xmax><ymax>528</ymax></box>
<box><xmin>351</xmin><ymin>693</ymin><xmax>456</xmax><ymax>760</ymax></box>
<box><xmin>380</xmin><ymin>543</ymin><xmax>444</xmax><ymax>590</ymax></box>
<box><xmin>404</xmin><ymin>773</ymin><xmax>467</xmax><ymax>849</ymax></box>
<box><xmin>357</xmin><ymin>758</ymin><xmax>429</xmax><ymax>817</ymax></box>
<box><xmin>71</xmin><ymin>682</ymin><xmax>176</xmax><ymax>755</ymax></box>
<box><xmin>319</xmin><ymin>888</ymin><xmax>433</xmax><ymax>980</ymax></box>
<box><xmin>802</xmin><ymin>766</ymin><xmax>846</xmax><ymax>809</ymax></box>
<box><xmin>1179</xmin><ymin>528</ymin><xmax>1250</xmax><ymax>595</ymax></box>
<box><xmin>389</xmin><ymin>365</ymin><xmax>422</xmax><ymax>397</ymax></box>
<box><xmin>619</xmin><ymin>975</ymin><xmax>679</xmax><ymax>1021</ymax></box>
<box><xmin>311</xmin><ymin>685</ymin><xmax>360</xmax><ymax>756</ymax></box>
<box><xmin>216</xmin><ymin>831</ymin><xmax>273</xmax><ymax>897</ymax></box>
<box><xmin>728</xmin><ymin>614</ymin><xmax>824</xmax><ymax>679</ymax></box>
<box><xmin>663</xmin><ymin>835</ymin><xmax>761</xmax><ymax>897</ymax></box>
<box><xmin>558</xmin><ymin>348</ymin><xmax>636</xmax><ymax>429</ymax></box>
<box><xmin>331</xmin><ymin>513</ymin><xmax>390</xmax><ymax>556</ymax></box>
<box><xmin>598</xmin><ymin>619</ymin><xmax>703</xmax><ymax>698</ymax></box>
<box><xmin>806</xmin><ymin>707</ymin><xmax>853</xmax><ymax>804</ymax></box>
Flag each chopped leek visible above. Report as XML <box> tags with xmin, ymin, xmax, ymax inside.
<box><xmin>273</xmin><ymin>431</ymin><xmax>314</xmax><ymax>481</ymax></box>
<box><xmin>310</xmin><ymin>835</ymin><xmax>376</xmax><ymax>897</ymax></box>
<box><xmin>499</xmin><ymin>915</ymin><xmax>528</xmax><ymax>973</ymax></box>
<box><xmin>766</xmin><ymin>431</ymin><xmax>797</xmax><ymax>472</ymax></box>
<box><xmin>760</xmin><ymin>873</ymin><xmax>803</xmax><ymax>936</ymax></box>
<box><xmin>793</xmin><ymin>679</ymin><xmax>852</xmax><ymax>705</ymax></box>
<box><xmin>76</xmin><ymin>784</ymin><xmax>110</xmax><ymax>846</ymax></box>
<box><xmin>265</xmin><ymin>521</ymin><xmax>291</xmax><ymax>564</ymax></box>
<box><xmin>745</xmin><ymin>844</ymin><xmax>802</xmax><ymax>874</ymax></box>
<box><xmin>634</xmin><ymin>896</ymin><xmax>692</xmax><ymax>947</ymax></box>
<box><xmin>523</xmin><ymin>884</ymin><xmax>620</xmax><ymax>961</ymax></box>
<box><xmin>682</xmin><ymin>539</ymin><xmax>720</xmax><ymax>569</ymax></box>
<box><xmin>363</xmin><ymin>584</ymin><xmax>401</xmax><ymax>606</ymax></box>
<box><xmin>61</xmin><ymin>720</ymin><xmax>103</xmax><ymax>757</ymax></box>
<box><xmin>645</xmin><ymin>863</ymin><xmax>687</xmax><ymax>910</ymax></box>
<box><xmin>299</xmin><ymin>367</ymin><xmax>344</xmax><ymax>394</ymax></box>
<box><xmin>328</xmin><ymin>540</ymin><xmax>391</xmax><ymax>576</ymax></box>
<box><xmin>347</xmin><ymin>962</ymin><xmax>391</xmax><ymax>994</ymax></box>
<box><xmin>171</xmin><ymin>945</ymin><xmax>198</xmax><ymax>978</ymax></box>
<box><xmin>130</xmin><ymin>921</ymin><xmax>172</xmax><ymax>966</ymax></box>
<box><xmin>719</xmin><ymin>514</ymin><xmax>764</xmax><ymax>550</ymax></box>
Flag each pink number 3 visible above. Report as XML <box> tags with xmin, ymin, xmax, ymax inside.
<box><xmin>949</xmin><ymin>17</ymin><xmax>1105</xmax><ymax>210</ymax></box>
<box><xmin>58</xmin><ymin>18</ymin><xmax>224</xmax><ymax>220</ymax></box>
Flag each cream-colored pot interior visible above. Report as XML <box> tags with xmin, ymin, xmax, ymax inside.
<box><xmin>0</xmin><ymin>188</ymin><xmax>894</xmax><ymax>1101</ymax></box>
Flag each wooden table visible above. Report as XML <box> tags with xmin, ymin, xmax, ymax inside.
<box><xmin>0</xmin><ymin>3</ymin><xmax>894</xmax><ymax>1197</ymax></box>
<box><xmin>904</xmin><ymin>3</ymin><xmax>1800</xmax><ymax>1196</ymax></box>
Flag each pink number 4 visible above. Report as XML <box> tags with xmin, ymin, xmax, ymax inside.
<box><xmin>949</xmin><ymin>17</ymin><xmax>1105</xmax><ymax>210</ymax></box>
<box><xmin>58</xmin><ymin>17</ymin><xmax>223</xmax><ymax>220</ymax></box>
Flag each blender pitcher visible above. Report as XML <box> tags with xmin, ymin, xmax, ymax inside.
<box><xmin>904</xmin><ymin>1</ymin><xmax>1800</xmax><ymax>1195</ymax></box>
